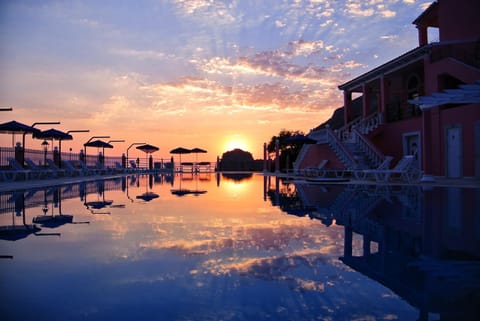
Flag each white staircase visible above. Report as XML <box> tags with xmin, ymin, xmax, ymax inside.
<box><xmin>306</xmin><ymin>112</ymin><xmax>386</xmax><ymax>170</ymax></box>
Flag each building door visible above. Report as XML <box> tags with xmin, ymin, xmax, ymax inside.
<box><xmin>446</xmin><ymin>127</ymin><xmax>462</xmax><ymax>178</ymax></box>
<box><xmin>475</xmin><ymin>122</ymin><xmax>480</xmax><ymax>178</ymax></box>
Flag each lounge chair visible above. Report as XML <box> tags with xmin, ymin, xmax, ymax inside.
<box><xmin>0</xmin><ymin>167</ymin><xmax>21</xmax><ymax>181</ymax></box>
<box><xmin>7</xmin><ymin>158</ymin><xmax>36</xmax><ymax>180</ymax></box>
<box><xmin>95</xmin><ymin>160</ymin><xmax>113</xmax><ymax>175</ymax></box>
<box><xmin>302</xmin><ymin>160</ymin><xmax>329</xmax><ymax>177</ymax></box>
<box><xmin>61</xmin><ymin>160</ymin><xmax>85</xmax><ymax>176</ymax></box>
<box><xmin>78</xmin><ymin>160</ymin><xmax>99</xmax><ymax>175</ymax></box>
<box><xmin>25</xmin><ymin>158</ymin><xmax>58</xmax><ymax>179</ymax></box>
<box><xmin>129</xmin><ymin>160</ymin><xmax>144</xmax><ymax>172</ymax></box>
<box><xmin>353</xmin><ymin>156</ymin><xmax>393</xmax><ymax>180</ymax></box>
<box><xmin>45</xmin><ymin>159</ymin><xmax>67</xmax><ymax>177</ymax></box>
<box><xmin>370</xmin><ymin>155</ymin><xmax>421</xmax><ymax>182</ymax></box>
<box><xmin>114</xmin><ymin>161</ymin><xmax>130</xmax><ymax>174</ymax></box>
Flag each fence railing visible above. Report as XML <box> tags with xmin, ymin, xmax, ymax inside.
<box><xmin>0</xmin><ymin>146</ymin><xmax>174</xmax><ymax>170</ymax></box>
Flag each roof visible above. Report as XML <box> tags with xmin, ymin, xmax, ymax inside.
<box><xmin>338</xmin><ymin>45</ymin><xmax>431</xmax><ymax>91</ymax></box>
<box><xmin>338</xmin><ymin>39</ymin><xmax>477</xmax><ymax>92</ymax></box>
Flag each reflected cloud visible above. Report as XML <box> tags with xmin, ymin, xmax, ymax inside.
<box><xmin>136</xmin><ymin>214</ymin><xmax>345</xmax><ymax>286</ymax></box>
<box><xmin>201</xmin><ymin>251</ymin><xmax>331</xmax><ymax>293</ymax></box>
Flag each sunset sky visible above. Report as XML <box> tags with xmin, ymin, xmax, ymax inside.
<box><xmin>0</xmin><ymin>0</ymin><xmax>433</xmax><ymax>161</ymax></box>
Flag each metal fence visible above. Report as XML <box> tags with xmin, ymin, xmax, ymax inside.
<box><xmin>0</xmin><ymin>146</ymin><xmax>172</xmax><ymax>169</ymax></box>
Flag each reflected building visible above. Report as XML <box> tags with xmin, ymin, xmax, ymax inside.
<box><xmin>269</xmin><ymin>181</ymin><xmax>480</xmax><ymax>320</ymax></box>
<box><xmin>340</xmin><ymin>186</ymin><xmax>480</xmax><ymax>321</ymax></box>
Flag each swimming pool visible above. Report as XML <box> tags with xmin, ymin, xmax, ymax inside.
<box><xmin>1</xmin><ymin>173</ymin><xmax>479</xmax><ymax>320</ymax></box>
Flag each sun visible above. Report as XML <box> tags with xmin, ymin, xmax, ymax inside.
<box><xmin>224</xmin><ymin>139</ymin><xmax>249</xmax><ymax>152</ymax></box>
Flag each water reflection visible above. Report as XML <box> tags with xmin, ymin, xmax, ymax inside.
<box><xmin>33</xmin><ymin>188</ymin><xmax>90</xmax><ymax>227</ymax></box>
<box><xmin>0</xmin><ymin>188</ymin><xmax>69</xmax><ymax>242</ymax></box>
<box><xmin>0</xmin><ymin>174</ymin><xmax>478</xmax><ymax>320</ymax></box>
<box><xmin>136</xmin><ymin>174</ymin><xmax>159</xmax><ymax>202</ymax></box>
<box><xmin>222</xmin><ymin>172</ymin><xmax>253</xmax><ymax>182</ymax></box>
<box><xmin>267</xmin><ymin>178</ymin><xmax>480</xmax><ymax>320</ymax></box>
<box><xmin>171</xmin><ymin>172</ymin><xmax>208</xmax><ymax>196</ymax></box>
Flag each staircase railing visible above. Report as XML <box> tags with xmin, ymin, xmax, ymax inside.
<box><xmin>356</xmin><ymin>112</ymin><xmax>384</xmax><ymax>134</ymax></box>
<box><xmin>326</xmin><ymin>128</ymin><xmax>357</xmax><ymax>169</ymax></box>
<box><xmin>304</xmin><ymin>112</ymin><xmax>384</xmax><ymax>170</ymax></box>
<box><xmin>351</xmin><ymin>128</ymin><xmax>385</xmax><ymax>168</ymax></box>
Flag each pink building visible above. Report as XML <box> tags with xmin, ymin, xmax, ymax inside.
<box><xmin>300</xmin><ymin>0</ymin><xmax>480</xmax><ymax>179</ymax></box>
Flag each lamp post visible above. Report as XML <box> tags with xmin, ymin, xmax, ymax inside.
<box><xmin>126</xmin><ymin>142</ymin><xmax>146</xmax><ymax>168</ymax></box>
<box><xmin>42</xmin><ymin>140</ymin><xmax>49</xmax><ymax>168</ymax></box>
<box><xmin>0</xmin><ymin>107</ymin><xmax>12</xmax><ymax>111</ymax></box>
<box><xmin>84</xmin><ymin>135</ymin><xmax>110</xmax><ymax>165</ymax></box>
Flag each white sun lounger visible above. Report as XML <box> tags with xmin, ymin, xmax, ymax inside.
<box><xmin>353</xmin><ymin>156</ymin><xmax>393</xmax><ymax>180</ymax></box>
<box><xmin>370</xmin><ymin>155</ymin><xmax>421</xmax><ymax>182</ymax></box>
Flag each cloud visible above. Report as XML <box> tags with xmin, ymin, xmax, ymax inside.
<box><xmin>285</xmin><ymin>39</ymin><xmax>325</xmax><ymax>57</ymax></box>
<box><xmin>420</xmin><ymin>2</ymin><xmax>435</xmax><ymax>10</ymax></box>
<box><xmin>109</xmin><ymin>48</ymin><xmax>168</xmax><ymax>61</ymax></box>
<box><xmin>380</xmin><ymin>9</ymin><xmax>396</xmax><ymax>18</ymax></box>
<box><xmin>343</xmin><ymin>0</ymin><xmax>398</xmax><ymax>18</ymax></box>
<box><xmin>275</xmin><ymin>20</ymin><xmax>286</xmax><ymax>28</ymax></box>
<box><xmin>344</xmin><ymin>1</ymin><xmax>375</xmax><ymax>17</ymax></box>
<box><xmin>143</xmin><ymin>76</ymin><xmax>321</xmax><ymax>114</ymax></box>
<box><xmin>173</xmin><ymin>0</ymin><xmax>237</xmax><ymax>25</ymax></box>
<box><xmin>200</xmin><ymin>48</ymin><xmax>338</xmax><ymax>86</ymax></box>
<box><xmin>380</xmin><ymin>34</ymin><xmax>399</xmax><ymax>42</ymax></box>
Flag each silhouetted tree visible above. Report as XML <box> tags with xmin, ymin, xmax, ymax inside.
<box><xmin>267</xmin><ymin>129</ymin><xmax>306</xmax><ymax>171</ymax></box>
<box><xmin>220</xmin><ymin>148</ymin><xmax>262</xmax><ymax>171</ymax></box>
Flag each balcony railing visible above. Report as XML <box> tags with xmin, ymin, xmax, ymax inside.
<box><xmin>335</xmin><ymin>112</ymin><xmax>384</xmax><ymax>140</ymax></box>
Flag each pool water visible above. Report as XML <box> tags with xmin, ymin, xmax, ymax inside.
<box><xmin>0</xmin><ymin>173</ymin><xmax>479</xmax><ymax>321</ymax></box>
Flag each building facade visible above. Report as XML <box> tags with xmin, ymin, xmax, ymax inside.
<box><xmin>301</xmin><ymin>0</ymin><xmax>480</xmax><ymax>179</ymax></box>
